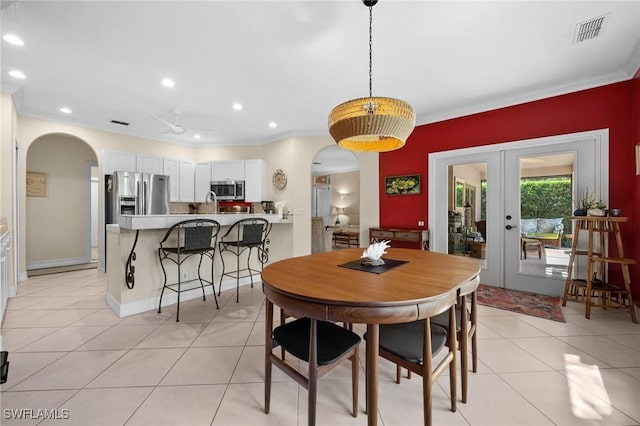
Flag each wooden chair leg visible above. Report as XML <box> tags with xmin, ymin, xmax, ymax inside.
<box><xmin>280</xmin><ymin>309</ymin><xmax>286</xmax><ymax>360</ymax></box>
<box><xmin>471</xmin><ymin>292</ymin><xmax>478</xmax><ymax>373</ymax></box>
<box><xmin>423</xmin><ymin>319</ymin><xmax>434</xmax><ymax>426</ymax></box>
<box><xmin>448</xmin><ymin>307</ymin><xmax>457</xmax><ymax>413</ymax></box>
<box><xmin>352</xmin><ymin>346</ymin><xmax>359</xmax><ymax>417</ymax></box>
<box><xmin>308</xmin><ymin>319</ymin><xmax>318</xmax><ymax>426</ymax></box>
<box><xmin>264</xmin><ymin>300</ymin><xmax>274</xmax><ymax>414</ymax></box>
<box><xmin>459</xmin><ymin>295</ymin><xmax>469</xmax><ymax>404</ymax></box>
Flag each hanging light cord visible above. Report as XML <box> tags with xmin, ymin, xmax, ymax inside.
<box><xmin>368</xmin><ymin>4</ymin><xmax>373</xmax><ymax>98</ymax></box>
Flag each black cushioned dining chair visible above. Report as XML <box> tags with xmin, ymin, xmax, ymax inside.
<box><xmin>218</xmin><ymin>218</ymin><xmax>271</xmax><ymax>302</ymax></box>
<box><xmin>397</xmin><ymin>277</ymin><xmax>479</xmax><ymax>404</ymax></box>
<box><xmin>265</xmin><ymin>313</ymin><xmax>361</xmax><ymax>426</ymax></box>
<box><xmin>158</xmin><ymin>219</ymin><xmax>221</xmax><ymax>322</ymax></box>
<box><xmin>365</xmin><ymin>301</ymin><xmax>457</xmax><ymax>426</ymax></box>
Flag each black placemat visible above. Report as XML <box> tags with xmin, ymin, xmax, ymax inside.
<box><xmin>338</xmin><ymin>258</ymin><xmax>408</xmax><ymax>274</ymax></box>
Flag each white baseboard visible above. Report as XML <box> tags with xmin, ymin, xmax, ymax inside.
<box><xmin>107</xmin><ymin>275</ymin><xmax>259</xmax><ymax>318</ymax></box>
<box><xmin>18</xmin><ymin>271</ymin><xmax>28</xmax><ymax>282</ymax></box>
<box><xmin>27</xmin><ymin>257</ymin><xmax>91</xmax><ymax>270</ymax></box>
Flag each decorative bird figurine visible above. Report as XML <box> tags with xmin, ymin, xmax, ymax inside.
<box><xmin>361</xmin><ymin>240</ymin><xmax>391</xmax><ymax>266</ymax></box>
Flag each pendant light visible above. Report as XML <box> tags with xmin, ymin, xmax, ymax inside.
<box><xmin>328</xmin><ymin>0</ymin><xmax>416</xmax><ymax>152</ymax></box>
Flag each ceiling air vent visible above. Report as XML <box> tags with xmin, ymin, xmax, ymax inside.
<box><xmin>110</xmin><ymin>119</ymin><xmax>129</xmax><ymax>126</ymax></box>
<box><xmin>573</xmin><ymin>14</ymin><xmax>609</xmax><ymax>44</ymax></box>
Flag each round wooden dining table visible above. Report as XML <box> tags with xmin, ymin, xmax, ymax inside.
<box><xmin>261</xmin><ymin>247</ymin><xmax>480</xmax><ymax>426</ymax></box>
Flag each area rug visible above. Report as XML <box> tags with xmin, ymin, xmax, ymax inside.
<box><xmin>476</xmin><ymin>284</ymin><xmax>566</xmax><ymax>322</ymax></box>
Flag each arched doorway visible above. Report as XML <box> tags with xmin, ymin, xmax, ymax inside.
<box><xmin>310</xmin><ymin>146</ymin><xmax>359</xmax><ymax>252</ymax></box>
<box><xmin>25</xmin><ymin>133</ymin><xmax>98</xmax><ymax>274</ymax></box>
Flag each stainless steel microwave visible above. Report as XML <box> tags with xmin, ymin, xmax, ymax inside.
<box><xmin>210</xmin><ymin>180</ymin><xmax>245</xmax><ymax>201</ymax></box>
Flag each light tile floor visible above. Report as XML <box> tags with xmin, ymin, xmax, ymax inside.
<box><xmin>1</xmin><ymin>269</ymin><xmax>639</xmax><ymax>426</ymax></box>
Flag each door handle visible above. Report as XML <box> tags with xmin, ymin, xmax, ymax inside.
<box><xmin>505</xmin><ymin>224</ymin><xmax>517</xmax><ymax>230</ymax></box>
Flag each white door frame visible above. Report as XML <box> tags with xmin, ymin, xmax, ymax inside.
<box><xmin>429</xmin><ymin>129</ymin><xmax>608</xmax><ymax>294</ymax></box>
<box><xmin>87</xmin><ymin>162</ymin><xmax>99</xmax><ymax>263</ymax></box>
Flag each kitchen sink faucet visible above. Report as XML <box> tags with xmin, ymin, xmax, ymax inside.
<box><xmin>205</xmin><ymin>191</ymin><xmax>218</xmax><ymax>214</ymax></box>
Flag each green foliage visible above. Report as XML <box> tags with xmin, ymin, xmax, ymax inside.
<box><xmin>520</xmin><ymin>176</ymin><xmax>573</xmax><ymax>237</ymax></box>
<box><xmin>520</xmin><ymin>176</ymin><xmax>572</xmax><ymax>218</ymax></box>
<box><xmin>480</xmin><ymin>176</ymin><xmax>573</xmax><ymax>238</ymax></box>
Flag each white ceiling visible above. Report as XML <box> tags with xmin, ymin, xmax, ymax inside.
<box><xmin>2</xmin><ymin>0</ymin><xmax>639</xmax><ymax>150</ymax></box>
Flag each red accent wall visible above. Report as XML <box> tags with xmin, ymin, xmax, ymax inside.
<box><xmin>379</xmin><ymin>81</ymin><xmax>639</xmax><ymax>300</ymax></box>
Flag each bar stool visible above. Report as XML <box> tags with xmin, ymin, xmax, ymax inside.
<box><xmin>218</xmin><ymin>218</ymin><xmax>271</xmax><ymax>302</ymax></box>
<box><xmin>158</xmin><ymin>219</ymin><xmax>221</xmax><ymax>321</ymax></box>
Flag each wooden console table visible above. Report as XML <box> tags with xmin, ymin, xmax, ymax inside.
<box><xmin>369</xmin><ymin>227</ymin><xmax>429</xmax><ymax>250</ymax></box>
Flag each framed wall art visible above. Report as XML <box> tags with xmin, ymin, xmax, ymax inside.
<box><xmin>385</xmin><ymin>174</ymin><xmax>421</xmax><ymax>196</ymax></box>
<box><xmin>26</xmin><ymin>171</ymin><xmax>47</xmax><ymax>197</ymax></box>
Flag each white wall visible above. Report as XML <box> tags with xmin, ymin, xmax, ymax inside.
<box><xmin>1</xmin><ymin>92</ymin><xmax>17</xmax><ymax>297</ymax></box>
<box><xmin>331</xmin><ymin>171</ymin><xmax>360</xmax><ymax>224</ymax></box>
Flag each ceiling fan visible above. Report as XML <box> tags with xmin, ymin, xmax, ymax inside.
<box><xmin>147</xmin><ymin>110</ymin><xmax>187</xmax><ymax>135</ymax></box>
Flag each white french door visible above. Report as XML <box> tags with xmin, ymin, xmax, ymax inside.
<box><xmin>429</xmin><ymin>129</ymin><xmax>608</xmax><ymax>296</ymax></box>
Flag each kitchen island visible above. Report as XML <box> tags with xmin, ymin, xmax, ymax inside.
<box><xmin>106</xmin><ymin>213</ymin><xmax>293</xmax><ymax>317</ymax></box>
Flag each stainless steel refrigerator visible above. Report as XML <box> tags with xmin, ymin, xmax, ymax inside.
<box><xmin>106</xmin><ymin>171</ymin><xmax>171</xmax><ymax>224</ymax></box>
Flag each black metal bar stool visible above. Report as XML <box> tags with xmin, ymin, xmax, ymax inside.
<box><xmin>218</xmin><ymin>218</ymin><xmax>271</xmax><ymax>302</ymax></box>
<box><xmin>158</xmin><ymin>218</ymin><xmax>221</xmax><ymax>321</ymax></box>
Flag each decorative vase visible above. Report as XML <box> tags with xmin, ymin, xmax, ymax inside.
<box><xmin>573</xmin><ymin>209</ymin><xmax>587</xmax><ymax>216</ymax></box>
<box><xmin>588</xmin><ymin>208</ymin><xmax>605</xmax><ymax>217</ymax></box>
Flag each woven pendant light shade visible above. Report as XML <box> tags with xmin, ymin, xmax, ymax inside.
<box><xmin>328</xmin><ymin>96</ymin><xmax>416</xmax><ymax>152</ymax></box>
<box><xmin>328</xmin><ymin>0</ymin><xmax>415</xmax><ymax>152</ymax></box>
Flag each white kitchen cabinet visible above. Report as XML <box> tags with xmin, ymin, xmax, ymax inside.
<box><xmin>163</xmin><ymin>158</ymin><xmax>180</xmax><ymax>202</ymax></box>
<box><xmin>244</xmin><ymin>159</ymin><xmax>265</xmax><ymax>202</ymax></box>
<box><xmin>179</xmin><ymin>160</ymin><xmax>196</xmax><ymax>202</ymax></box>
<box><xmin>137</xmin><ymin>154</ymin><xmax>164</xmax><ymax>175</ymax></box>
<box><xmin>194</xmin><ymin>162</ymin><xmax>212</xmax><ymax>203</ymax></box>
<box><xmin>212</xmin><ymin>160</ymin><xmax>245</xmax><ymax>181</ymax></box>
<box><xmin>102</xmin><ymin>150</ymin><xmax>136</xmax><ymax>175</ymax></box>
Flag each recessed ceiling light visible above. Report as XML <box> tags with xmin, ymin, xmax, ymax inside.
<box><xmin>193</xmin><ymin>134</ymin><xmax>201</xmax><ymax>139</ymax></box>
<box><xmin>232</xmin><ymin>103</ymin><xmax>243</xmax><ymax>111</ymax></box>
<box><xmin>8</xmin><ymin>70</ymin><xmax>25</xmax><ymax>79</ymax></box>
<box><xmin>161</xmin><ymin>78</ymin><xmax>175</xmax><ymax>88</ymax></box>
<box><xmin>269</xmin><ymin>122</ymin><xmax>277</xmax><ymax>128</ymax></box>
<box><xmin>60</xmin><ymin>107</ymin><xmax>72</xmax><ymax>114</ymax></box>
<box><xmin>3</xmin><ymin>34</ymin><xmax>24</xmax><ymax>46</ymax></box>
